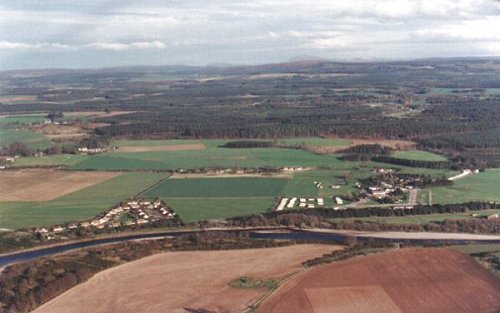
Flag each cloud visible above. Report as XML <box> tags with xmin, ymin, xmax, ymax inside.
<box><xmin>0</xmin><ymin>41</ymin><xmax>167</xmax><ymax>51</ymax></box>
<box><xmin>0</xmin><ymin>41</ymin><xmax>75</xmax><ymax>51</ymax></box>
<box><xmin>0</xmin><ymin>0</ymin><xmax>499</xmax><ymax>69</ymax></box>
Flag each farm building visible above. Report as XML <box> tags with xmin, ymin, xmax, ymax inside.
<box><xmin>335</xmin><ymin>197</ymin><xmax>344</xmax><ymax>205</ymax></box>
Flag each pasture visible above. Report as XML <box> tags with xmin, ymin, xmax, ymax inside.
<box><xmin>115</xmin><ymin>143</ymin><xmax>207</xmax><ymax>153</ymax></box>
<box><xmin>0</xmin><ymin>128</ymin><xmax>51</xmax><ymax>150</ymax></box>
<box><xmin>0</xmin><ymin>114</ymin><xmax>46</xmax><ymax>126</ymax></box>
<box><xmin>143</xmin><ymin>177</ymin><xmax>288</xmax><ymax>222</ymax></box>
<box><xmin>283</xmin><ymin>168</ymin><xmax>367</xmax><ymax>198</ymax></box>
<box><xmin>0</xmin><ymin>172</ymin><xmax>168</xmax><ymax>229</ymax></box>
<box><xmin>13</xmin><ymin>154</ymin><xmax>89</xmax><ymax>167</ymax></box>
<box><xmin>144</xmin><ymin>177</ymin><xmax>288</xmax><ymax>198</ymax></box>
<box><xmin>392</xmin><ymin>150</ymin><xmax>448</xmax><ymax>162</ymax></box>
<box><xmin>329</xmin><ymin>209</ymin><xmax>500</xmax><ymax>225</ymax></box>
<box><xmin>428</xmin><ymin>169</ymin><xmax>500</xmax><ymax>204</ymax></box>
<box><xmin>71</xmin><ymin>139</ymin><xmax>350</xmax><ymax>171</ymax></box>
<box><xmin>166</xmin><ymin>197</ymin><xmax>276</xmax><ymax>222</ymax></box>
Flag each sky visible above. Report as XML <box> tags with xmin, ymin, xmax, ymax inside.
<box><xmin>0</xmin><ymin>0</ymin><xmax>499</xmax><ymax>70</ymax></box>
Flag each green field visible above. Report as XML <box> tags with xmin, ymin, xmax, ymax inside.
<box><xmin>0</xmin><ymin>172</ymin><xmax>168</xmax><ymax>229</ymax></box>
<box><xmin>450</xmin><ymin>244</ymin><xmax>500</xmax><ymax>255</ymax></box>
<box><xmin>329</xmin><ymin>209</ymin><xmax>500</xmax><ymax>225</ymax></box>
<box><xmin>428</xmin><ymin>170</ymin><xmax>500</xmax><ymax>204</ymax></box>
<box><xmin>392</xmin><ymin>150</ymin><xmax>448</xmax><ymax>162</ymax></box>
<box><xmin>114</xmin><ymin>139</ymin><xmax>205</xmax><ymax>147</ymax></box>
<box><xmin>13</xmin><ymin>154</ymin><xmax>89</xmax><ymax>167</ymax></box>
<box><xmin>166</xmin><ymin>197</ymin><xmax>276</xmax><ymax>222</ymax></box>
<box><xmin>69</xmin><ymin>139</ymin><xmax>462</xmax><ymax>173</ymax></box>
<box><xmin>278</xmin><ymin>138</ymin><xmax>351</xmax><ymax>146</ymax></box>
<box><xmin>0</xmin><ymin>128</ymin><xmax>51</xmax><ymax>150</ymax></box>
<box><xmin>0</xmin><ymin>114</ymin><xmax>47</xmax><ymax>126</ymax></box>
<box><xmin>283</xmin><ymin>167</ymin><xmax>371</xmax><ymax>198</ymax></box>
<box><xmin>71</xmin><ymin>142</ymin><xmax>350</xmax><ymax>171</ymax></box>
<box><xmin>143</xmin><ymin>176</ymin><xmax>288</xmax><ymax>222</ymax></box>
<box><xmin>144</xmin><ymin>177</ymin><xmax>288</xmax><ymax>198</ymax></box>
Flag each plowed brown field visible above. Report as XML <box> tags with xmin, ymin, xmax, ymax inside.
<box><xmin>0</xmin><ymin>169</ymin><xmax>120</xmax><ymax>201</ymax></box>
<box><xmin>33</xmin><ymin>244</ymin><xmax>340</xmax><ymax>313</ymax></box>
<box><xmin>308</xmin><ymin>138</ymin><xmax>415</xmax><ymax>154</ymax></box>
<box><xmin>259</xmin><ymin>248</ymin><xmax>500</xmax><ymax>313</ymax></box>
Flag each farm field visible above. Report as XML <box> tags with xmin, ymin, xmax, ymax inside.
<box><xmin>283</xmin><ymin>167</ymin><xmax>375</xmax><ymax>198</ymax></box>
<box><xmin>33</xmin><ymin>244</ymin><xmax>341</xmax><ymax>313</ymax></box>
<box><xmin>0</xmin><ymin>95</ymin><xmax>38</xmax><ymax>104</ymax></box>
<box><xmin>12</xmin><ymin>154</ymin><xmax>89</xmax><ymax>167</ymax></box>
<box><xmin>0</xmin><ymin>172</ymin><xmax>168</xmax><ymax>229</ymax></box>
<box><xmin>143</xmin><ymin>177</ymin><xmax>288</xmax><ymax>222</ymax></box>
<box><xmin>115</xmin><ymin>139</ymin><xmax>207</xmax><ymax>147</ymax></box>
<box><xmin>0</xmin><ymin>169</ymin><xmax>120</xmax><ymax>201</ymax></box>
<box><xmin>0</xmin><ymin>128</ymin><xmax>51</xmax><ymax>150</ymax></box>
<box><xmin>392</xmin><ymin>150</ymin><xmax>448</xmax><ymax>162</ymax></box>
<box><xmin>0</xmin><ymin>114</ymin><xmax>47</xmax><ymax>125</ymax></box>
<box><xmin>166</xmin><ymin>197</ymin><xmax>276</xmax><ymax>222</ymax></box>
<box><xmin>71</xmin><ymin>140</ymin><xmax>350</xmax><ymax>171</ymax></box>
<box><xmin>115</xmin><ymin>143</ymin><xmax>207</xmax><ymax>153</ymax></box>
<box><xmin>450</xmin><ymin>244</ymin><xmax>500</xmax><ymax>255</ymax></box>
<box><xmin>279</xmin><ymin>137</ymin><xmax>352</xmax><ymax>147</ymax></box>
<box><xmin>427</xmin><ymin>169</ymin><xmax>500</xmax><ymax>204</ymax></box>
<box><xmin>259</xmin><ymin>248</ymin><xmax>500</xmax><ymax>313</ymax></box>
<box><xmin>329</xmin><ymin>209</ymin><xmax>500</xmax><ymax>225</ymax></box>
<box><xmin>70</xmin><ymin>139</ymin><xmax>454</xmax><ymax>173</ymax></box>
<box><xmin>145</xmin><ymin>177</ymin><xmax>288</xmax><ymax>198</ymax></box>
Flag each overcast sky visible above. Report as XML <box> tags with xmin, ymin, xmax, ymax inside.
<box><xmin>1</xmin><ymin>0</ymin><xmax>499</xmax><ymax>70</ymax></box>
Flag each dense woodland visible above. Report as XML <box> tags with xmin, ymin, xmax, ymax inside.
<box><xmin>2</xmin><ymin>59</ymin><xmax>499</xmax><ymax>166</ymax></box>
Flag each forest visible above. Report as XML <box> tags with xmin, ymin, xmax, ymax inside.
<box><xmin>1</xmin><ymin>58</ymin><xmax>500</xmax><ymax>166</ymax></box>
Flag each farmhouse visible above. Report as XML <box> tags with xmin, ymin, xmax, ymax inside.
<box><xmin>52</xmin><ymin>226</ymin><xmax>65</xmax><ymax>233</ymax></box>
<box><xmin>334</xmin><ymin>197</ymin><xmax>344</xmax><ymax>205</ymax></box>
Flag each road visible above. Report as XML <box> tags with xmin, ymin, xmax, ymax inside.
<box><xmin>408</xmin><ymin>188</ymin><xmax>419</xmax><ymax>205</ymax></box>
<box><xmin>305</xmin><ymin>228</ymin><xmax>500</xmax><ymax>241</ymax></box>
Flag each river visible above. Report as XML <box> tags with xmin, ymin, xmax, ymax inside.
<box><xmin>1</xmin><ymin>228</ymin><xmax>500</xmax><ymax>269</ymax></box>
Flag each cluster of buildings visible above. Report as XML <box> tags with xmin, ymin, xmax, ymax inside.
<box><xmin>471</xmin><ymin>213</ymin><xmax>499</xmax><ymax>220</ymax></box>
<box><xmin>313</xmin><ymin>181</ymin><xmax>324</xmax><ymax>189</ymax></box>
<box><xmin>362</xmin><ymin>169</ymin><xmax>419</xmax><ymax>200</ymax></box>
<box><xmin>0</xmin><ymin>156</ymin><xmax>17</xmax><ymax>169</ymax></box>
<box><xmin>77</xmin><ymin>147</ymin><xmax>109</xmax><ymax>154</ymax></box>
<box><xmin>35</xmin><ymin>199</ymin><xmax>176</xmax><ymax>239</ymax></box>
<box><xmin>282</xmin><ymin>166</ymin><xmax>309</xmax><ymax>172</ymax></box>
<box><xmin>276</xmin><ymin>197</ymin><xmax>326</xmax><ymax>211</ymax></box>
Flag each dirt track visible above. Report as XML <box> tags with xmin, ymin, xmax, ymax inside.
<box><xmin>259</xmin><ymin>248</ymin><xmax>500</xmax><ymax>313</ymax></box>
<box><xmin>64</xmin><ymin>111</ymin><xmax>137</xmax><ymax>118</ymax></box>
<box><xmin>305</xmin><ymin>228</ymin><xmax>500</xmax><ymax>241</ymax></box>
<box><xmin>33</xmin><ymin>244</ymin><xmax>340</xmax><ymax>313</ymax></box>
<box><xmin>115</xmin><ymin>143</ymin><xmax>207</xmax><ymax>153</ymax></box>
<box><xmin>0</xmin><ymin>170</ymin><xmax>120</xmax><ymax>201</ymax></box>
